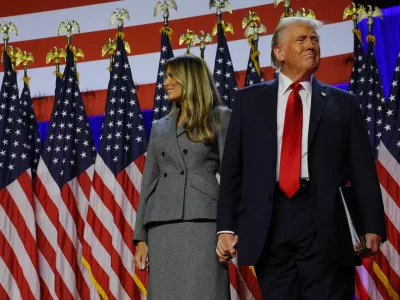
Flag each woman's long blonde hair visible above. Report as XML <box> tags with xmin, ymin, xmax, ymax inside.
<box><xmin>165</xmin><ymin>54</ymin><xmax>222</xmax><ymax>145</ymax></box>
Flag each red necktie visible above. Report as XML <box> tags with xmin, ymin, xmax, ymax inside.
<box><xmin>279</xmin><ymin>82</ymin><xmax>303</xmax><ymax>198</ymax></box>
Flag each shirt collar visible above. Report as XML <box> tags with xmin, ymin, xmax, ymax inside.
<box><xmin>278</xmin><ymin>72</ymin><xmax>313</xmax><ymax>96</ymax></box>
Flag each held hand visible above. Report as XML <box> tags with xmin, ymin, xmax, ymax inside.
<box><xmin>359</xmin><ymin>233</ymin><xmax>382</xmax><ymax>258</ymax></box>
<box><xmin>216</xmin><ymin>234</ymin><xmax>238</xmax><ymax>264</ymax></box>
<box><xmin>134</xmin><ymin>242</ymin><xmax>149</xmax><ymax>270</ymax></box>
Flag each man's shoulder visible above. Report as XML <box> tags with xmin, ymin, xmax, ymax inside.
<box><xmin>236</xmin><ymin>80</ymin><xmax>276</xmax><ymax>97</ymax></box>
<box><xmin>318</xmin><ymin>80</ymin><xmax>356</xmax><ymax>100</ymax></box>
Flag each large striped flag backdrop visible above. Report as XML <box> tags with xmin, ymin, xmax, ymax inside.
<box><xmin>0</xmin><ymin>0</ymin><xmax>355</xmax><ymax>123</ymax></box>
<box><xmin>0</xmin><ymin>48</ymin><xmax>41</xmax><ymax>300</ymax></box>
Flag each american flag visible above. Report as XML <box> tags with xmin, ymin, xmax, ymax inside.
<box><xmin>213</xmin><ymin>21</ymin><xmax>261</xmax><ymax>300</ymax></box>
<box><xmin>152</xmin><ymin>28</ymin><xmax>174</xmax><ymax>122</ymax></box>
<box><xmin>82</xmin><ymin>35</ymin><xmax>149</xmax><ymax>300</ymax></box>
<box><xmin>356</xmin><ymin>40</ymin><xmax>386</xmax><ymax>157</ymax></box>
<box><xmin>356</xmin><ymin>53</ymin><xmax>400</xmax><ymax>300</ymax></box>
<box><xmin>0</xmin><ymin>50</ymin><xmax>40</xmax><ymax>299</ymax></box>
<box><xmin>33</xmin><ymin>46</ymin><xmax>99</xmax><ymax>299</ymax></box>
<box><xmin>19</xmin><ymin>80</ymin><xmax>41</xmax><ymax>176</ymax></box>
<box><xmin>348</xmin><ymin>29</ymin><xmax>365</xmax><ymax>94</ymax></box>
<box><xmin>213</xmin><ymin>23</ymin><xmax>238</xmax><ymax>109</ymax></box>
<box><xmin>244</xmin><ymin>42</ymin><xmax>264</xmax><ymax>87</ymax></box>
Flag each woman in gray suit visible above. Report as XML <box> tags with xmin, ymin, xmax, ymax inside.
<box><xmin>133</xmin><ymin>54</ymin><xmax>231</xmax><ymax>299</ymax></box>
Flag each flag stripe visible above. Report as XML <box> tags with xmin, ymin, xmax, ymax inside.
<box><xmin>86</xmin><ymin>193</ymin><xmax>130</xmax><ymax>300</ymax></box>
<box><xmin>1</xmin><ymin>184</ymin><xmax>40</xmax><ymax>292</ymax></box>
<box><xmin>5</xmin><ymin>19</ymin><xmax>353</xmax><ymax>103</ymax></box>
<box><xmin>116</xmin><ymin>169</ymin><xmax>139</xmax><ymax>219</ymax></box>
<box><xmin>1</xmin><ymin>0</ymin><xmax>346</xmax><ymax>43</ymax></box>
<box><xmin>356</xmin><ymin>264</ymin><xmax>384</xmax><ymax>300</ymax></box>
<box><xmin>0</xmin><ymin>0</ymin><xmax>116</xmax><ymax>18</ymax></box>
<box><xmin>35</xmin><ymin>219</ymin><xmax>58</xmax><ymax>299</ymax></box>
<box><xmin>34</xmin><ymin>169</ymin><xmax>76</xmax><ymax>300</ymax></box>
<box><xmin>380</xmin><ymin>241</ymin><xmax>400</xmax><ymax>279</ymax></box>
<box><xmin>0</xmin><ymin>231</ymin><xmax>36</xmax><ymax>300</ymax></box>
<box><xmin>93</xmin><ymin>171</ymin><xmax>135</xmax><ymax>253</ymax></box>
<box><xmin>38</xmin><ymin>268</ymin><xmax>54</xmax><ymax>300</ymax></box>
<box><xmin>6</xmin><ymin>177</ymin><xmax>39</xmax><ymax>271</ymax></box>
<box><xmin>0</xmin><ymin>282</ymin><xmax>11</xmax><ymax>300</ymax></box>
<box><xmin>228</xmin><ymin>263</ymin><xmax>242</xmax><ymax>298</ymax></box>
<box><xmin>2</xmin><ymin>6</ymin><xmax>350</xmax><ymax>74</ymax></box>
<box><xmin>363</xmin><ymin>257</ymin><xmax>391</xmax><ymax>300</ymax></box>
<box><xmin>16</xmin><ymin>171</ymin><xmax>35</xmax><ymax>209</ymax></box>
<box><xmin>60</xmin><ymin>183</ymin><xmax>91</xmax><ymax>300</ymax></box>
<box><xmin>131</xmin><ymin>155</ymin><xmax>145</xmax><ymax>195</ymax></box>
<box><xmin>0</xmin><ymin>258</ymin><xmax>22</xmax><ymax>300</ymax></box>
<box><xmin>355</xmin><ymin>269</ymin><xmax>371</xmax><ymax>300</ymax></box>
<box><xmin>77</xmin><ymin>168</ymin><xmax>94</xmax><ymax>201</ymax></box>
<box><xmin>83</xmin><ymin>207</ymin><xmax>116</xmax><ymax>300</ymax></box>
<box><xmin>91</xmin><ymin>170</ymin><xmax>136</xmax><ymax>299</ymax></box>
<box><xmin>238</xmin><ymin>265</ymin><xmax>261</xmax><ymax>299</ymax></box>
<box><xmin>31</xmin><ymin>52</ymin><xmax>354</xmax><ymax>123</ymax></box>
<box><xmin>373</xmin><ymin>261</ymin><xmax>400</xmax><ymax>300</ymax></box>
<box><xmin>374</xmin><ymin>249</ymin><xmax>400</xmax><ymax>298</ymax></box>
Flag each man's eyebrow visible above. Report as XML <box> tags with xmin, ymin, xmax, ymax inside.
<box><xmin>294</xmin><ymin>34</ymin><xmax>319</xmax><ymax>39</ymax></box>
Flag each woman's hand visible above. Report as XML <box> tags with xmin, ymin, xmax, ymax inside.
<box><xmin>134</xmin><ymin>242</ymin><xmax>149</xmax><ymax>270</ymax></box>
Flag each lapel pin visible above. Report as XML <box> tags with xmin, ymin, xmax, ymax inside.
<box><xmin>321</xmin><ymin>91</ymin><xmax>326</xmax><ymax>97</ymax></box>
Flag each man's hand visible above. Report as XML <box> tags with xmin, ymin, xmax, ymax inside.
<box><xmin>134</xmin><ymin>242</ymin><xmax>149</xmax><ymax>270</ymax></box>
<box><xmin>216</xmin><ymin>233</ymin><xmax>238</xmax><ymax>264</ymax></box>
<box><xmin>359</xmin><ymin>233</ymin><xmax>382</xmax><ymax>258</ymax></box>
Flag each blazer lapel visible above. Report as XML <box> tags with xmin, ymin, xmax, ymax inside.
<box><xmin>176</xmin><ymin>123</ymin><xmax>186</xmax><ymax>137</ymax></box>
<box><xmin>164</xmin><ymin>109</ymin><xmax>185</xmax><ymax>168</ymax></box>
<box><xmin>308</xmin><ymin>78</ymin><xmax>328</xmax><ymax>148</ymax></box>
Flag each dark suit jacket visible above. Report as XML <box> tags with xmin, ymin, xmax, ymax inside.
<box><xmin>134</xmin><ymin>106</ymin><xmax>231</xmax><ymax>244</ymax></box>
<box><xmin>217</xmin><ymin>78</ymin><xmax>386</xmax><ymax>266</ymax></box>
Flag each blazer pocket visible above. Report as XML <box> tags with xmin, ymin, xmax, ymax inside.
<box><xmin>145</xmin><ymin>177</ymin><xmax>160</xmax><ymax>203</ymax></box>
<box><xmin>189</xmin><ymin>174</ymin><xmax>219</xmax><ymax>200</ymax></box>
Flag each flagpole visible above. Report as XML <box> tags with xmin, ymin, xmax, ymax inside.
<box><xmin>243</xmin><ymin>10</ymin><xmax>266</xmax><ymax>86</ymax></box>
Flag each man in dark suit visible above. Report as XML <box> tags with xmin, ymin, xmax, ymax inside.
<box><xmin>216</xmin><ymin>17</ymin><xmax>386</xmax><ymax>299</ymax></box>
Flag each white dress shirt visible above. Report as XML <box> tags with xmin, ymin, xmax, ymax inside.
<box><xmin>218</xmin><ymin>73</ymin><xmax>313</xmax><ymax>236</ymax></box>
<box><xmin>276</xmin><ymin>72</ymin><xmax>312</xmax><ymax>181</ymax></box>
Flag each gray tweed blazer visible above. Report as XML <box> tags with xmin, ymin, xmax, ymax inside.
<box><xmin>133</xmin><ymin>106</ymin><xmax>231</xmax><ymax>243</ymax></box>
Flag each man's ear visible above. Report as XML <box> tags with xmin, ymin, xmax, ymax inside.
<box><xmin>273</xmin><ymin>46</ymin><xmax>284</xmax><ymax>63</ymax></box>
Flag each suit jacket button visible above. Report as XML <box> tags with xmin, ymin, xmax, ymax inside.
<box><xmin>162</xmin><ymin>152</ymin><xmax>165</xmax><ymax>157</ymax></box>
<box><xmin>164</xmin><ymin>173</ymin><xmax>167</xmax><ymax>177</ymax></box>
<box><xmin>181</xmin><ymin>171</ymin><xmax>184</xmax><ymax>175</ymax></box>
<box><xmin>183</xmin><ymin>149</ymin><xmax>188</xmax><ymax>154</ymax></box>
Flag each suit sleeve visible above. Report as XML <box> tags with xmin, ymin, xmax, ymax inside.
<box><xmin>133</xmin><ymin>124</ymin><xmax>160</xmax><ymax>245</ymax></box>
<box><xmin>347</xmin><ymin>94</ymin><xmax>387</xmax><ymax>240</ymax></box>
<box><xmin>217</xmin><ymin>92</ymin><xmax>243</xmax><ymax>234</ymax></box>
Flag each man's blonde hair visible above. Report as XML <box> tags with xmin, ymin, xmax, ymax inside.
<box><xmin>271</xmin><ymin>17</ymin><xmax>323</xmax><ymax>70</ymax></box>
<box><xmin>165</xmin><ymin>54</ymin><xmax>222</xmax><ymax>145</ymax></box>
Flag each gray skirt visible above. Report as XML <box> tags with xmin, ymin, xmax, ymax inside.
<box><xmin>147</xmin><ymin>220</ymin><xmax>230</xmax><ymax>300</ymax></box>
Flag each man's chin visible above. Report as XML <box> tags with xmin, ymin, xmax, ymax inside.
<box><xmin>304</xmin><ymin>63</ymin><xmax>320</xmax><ymax>74</ymax></box>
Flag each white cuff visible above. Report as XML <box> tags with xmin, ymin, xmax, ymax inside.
<box><xmin>217</xmin><ymin>230</ymin><xmax>235</xmax><ymax>235</ymax></box>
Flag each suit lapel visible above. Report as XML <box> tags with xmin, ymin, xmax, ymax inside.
<box><xmin>308</xmin><ymin>79</ymin><xmax>328</xmax><ymax>148</ymax></box>
<box><xmin>176</xmin><ymin>123</ymin><xmax>186</xmax><ymax>137</ymax></box>
<box><xmin>260</xmin><ymin>80</ymin><xmax>278</xmax><ymax>158</ymax></box>
<box><xmin>164</xmin><ymin>109</ymin><xmax>185</xmax><ymax>167</ymax></box>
